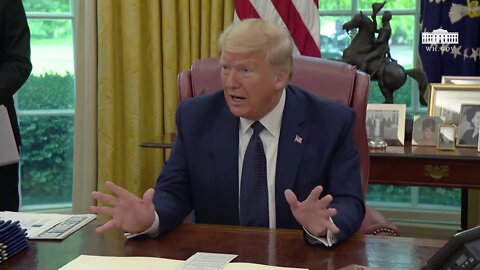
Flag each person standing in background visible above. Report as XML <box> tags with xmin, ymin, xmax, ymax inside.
<box><xmin>0</xmin><ymin>0</ymin><xmax>32</xmax><ymax>211</ymax></box>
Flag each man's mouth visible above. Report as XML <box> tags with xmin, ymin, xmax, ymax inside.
<box><xmin>231</xmin><ymin>95</ymin><xmax>246</xmax><ymax>102</ymax></box>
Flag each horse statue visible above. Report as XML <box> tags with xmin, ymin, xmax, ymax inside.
<box><xmin>341</xmin><ymin>3</ymin><xmax>428</xmax><ymax>105</ymax></box>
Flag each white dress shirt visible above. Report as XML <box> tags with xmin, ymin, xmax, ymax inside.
<box><xmin>238</xmin><ymin>89</ymin><xmax>286</xmax><ymax>228</ymax></box>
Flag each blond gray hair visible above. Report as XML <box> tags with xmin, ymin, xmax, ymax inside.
<box><xmin>218</xmin><ymin>18</ymin><xmax>294</xmax><ymax>79</ymax></box>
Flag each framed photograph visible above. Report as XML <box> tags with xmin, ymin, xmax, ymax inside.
<box><xmin>456</xmin><ymin>104</ymin><xmax>480</xmax><ymax>148</ymax></box>
<box><xmin>412</xmin><ymin>116</ymin><xmax>444</xmax><ymax>146</ymax></box>
<box><xmin>478</xmin><ymin>133</ymin><xmax>480</xmax><ymax>152</ymax></box>
<box><xmin>437</xmin><ymin>125</ymin><xmax>456</xmax><ymax>151</ymax></box>
<box><xmin>428</xmin><ymin>83</ymin><xmax>480</xmax><ymax>125</ymax></box>
<box><xmin>441</xmin><ymin>76</ymin><xmax>480</xmax><ymax>85</ymax></box>
<box><xmin>366</xmin><ymin>104</ymin><xmax>406</xmax><ymax>146</ymax></box>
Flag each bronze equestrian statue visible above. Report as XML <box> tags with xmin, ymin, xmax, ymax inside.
<box><xmin>342</xmin><ymin>2</ymin><xmax>428</xmax><ymax>105</ymax></box>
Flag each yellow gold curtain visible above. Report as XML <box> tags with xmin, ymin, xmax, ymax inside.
<box><xmin>97</xmin><ymin>0</ymin><xmax>234</xmax><ymax>196</ymax></box>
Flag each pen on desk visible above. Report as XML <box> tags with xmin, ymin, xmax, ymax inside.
<box><xmin>0</xmin><ymin>220</ymin><xmax>13</xmax><ymax>231</ymax></box>
<box><xmin>1</xmin><ymin>231</ymin><xmax>27</xmax><ymax>246</ymax></box>
<box><xmin>0</xmin><ymin>227</ymin><xmax>27</xmax><ymax>241</ymax></box>
<box><xmin>0</xmin><ymin>227</ymin><xmax>20</xmax><ymax>242</ymax></box>
<box><xmin>0</xmin><ymin>225</ymin><xmax>17</xmax><ymax>238</ymax></box>
<box><xmin>1</xmin><ymin>241</ymin><xmax>28</xmax><ymax>255</ymax></box>
<box><xmin>0</xmin><ymin>228</ymin><xmax>27</xmax><ymax>246</ymax></box>
<box><xmin>0</xmin><ymin>224</ymin><xmax>24</xmax><ymax>243</ymax></box>
<box><xmin>1</xmin><ymin>220</ymin><xmax>19</xmax><ymax>227</ymax></box>
<box><xmin>0</xmin><ymin>240</ymin><xmax>28</xmax><ymax>259</ymax></box>
<box><xmin>0</xmin><ymin>220</ymin><xmax>20</xmax><ymax>232</ymax></box>
<box><xmin>0</xmin><ymin>228</ymin><xmax>28</xmax><ymax>256</ymax></box>
<box><xmin>2</xmin><ymin>238</ymin><xmax>28</xmax><ymax>252</ymax></box>
<box><xmin>0</xmin><ymin>239</ymin><xmax>28</xmax><ymax>251</ymax></box>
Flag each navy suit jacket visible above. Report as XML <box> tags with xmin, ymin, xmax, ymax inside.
<box><xmin>154</xmin><ymin>85</ymin><xmax>365</xmax><ymax>243</ymax></box>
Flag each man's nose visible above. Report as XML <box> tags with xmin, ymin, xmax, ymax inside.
<box><xmin>223</xmin><ymin>70</ymin><xmax>239</xmax><ymax>88</ymax></box>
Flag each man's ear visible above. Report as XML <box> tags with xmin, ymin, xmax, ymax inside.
<box><xmin>274</xmin><ymin>68</ymin><xmax>289</xmax><ymax>90</ymax></box>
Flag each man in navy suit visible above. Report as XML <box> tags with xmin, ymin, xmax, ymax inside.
<box><xmin>92</xmin><ymin>18</ymin><xmax>365</xmax><ymax>246</ymax></box>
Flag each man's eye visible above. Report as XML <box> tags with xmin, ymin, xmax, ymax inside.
<box><xmin>221</xmin><ymin>65</ymin><xmax>230</xmax><ymax>73</ymax></box>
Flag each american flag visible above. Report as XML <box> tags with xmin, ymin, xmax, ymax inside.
<box><xmin>234</xmin><ymin>0</ymin><xmax>321</xmax><ymax>57</ymax></box>
<box><xmin>419</xmin><ymin>0</ymin><xmax>480</xmax><ymax>83</ymax></box>
<box><xmin>294</xmin><ymin>135</ymin><xmax>303</xmax><ymax>144</ymax></box>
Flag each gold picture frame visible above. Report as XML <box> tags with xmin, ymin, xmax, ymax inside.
<box><xmin>437</xmin><ymin>124</ymin><xmax>456</xmax><ymax>151</ymax></box>
<box><xmin>478</xmin><ymin>132</ymin><xmax>480</xmax><ymax>152</ymax></box>
<box><xmin>441</xmin><ymin>76</ymin><xmax>480</xmax><ymax>85</ymax></box>
<box><xmin>428</xmin><ymin>83</ymin><xmax>480</xmax><ymax>126</ymax></box>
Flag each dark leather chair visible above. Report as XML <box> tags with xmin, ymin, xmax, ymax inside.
<box><xmin>177</xmin><ymin>55</ymin><xmax>399</xmax><ymax>236</ymax></box>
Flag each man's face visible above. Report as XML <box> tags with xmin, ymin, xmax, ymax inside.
<box><xmin>220</xmin><ymin>50</ymin><xmax>286</xmax><ymax>120</ymax></box>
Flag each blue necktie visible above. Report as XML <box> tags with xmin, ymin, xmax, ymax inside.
<box><xmin>240</xmin><ymin>121</ymin><xmax>269</xmax><ymax>227</ymax></box>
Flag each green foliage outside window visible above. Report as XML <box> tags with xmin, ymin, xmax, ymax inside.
<box><xmin>24</xmin><ymin>0</ymin><xmax>72</xmax><ymax>43</ymax></box>
<box><xmin>368</xmin><ymin>79</ymin><xmax>412</xmax><ymax>106</ymax></box>
<box><xmin>367</xmin><ymin>185</ymin><xmax>412</xmax><ymax>203</ymax></box>
<box><xmin>23</xmin><ymin>0</ymin><xmax>70</xmax><ymax>13</ymax></box>
<box><xmin>320</xmin><ymin>0</ymin><xmax>416</xmax><ymax>47</ymax></box>
<box><xmin>367</xmin><ymin>185</ymin><xmax>461</xmax><ymax>207</ymax></box>
<box><xmin>18</xmin><ymin>73</ymin><xmax>74</xmax><ymax>110</ymax></box>
<box><xmin>28</xmin><ymin>19</ymin><xmax>72</xmax><ymax>41</ymax></box>
<box><xmin>17</xmin><ymin>73</ymin><xmax>74</xmax><ymax>206</ymax></box>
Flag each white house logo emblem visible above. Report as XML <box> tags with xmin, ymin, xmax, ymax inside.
<box><xmin>421</xmin><ymin>28</ymin><xmax>459</xmax><ymax>45</ymax></box>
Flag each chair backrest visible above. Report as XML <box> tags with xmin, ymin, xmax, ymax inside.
<box><xmin>177</xmin><ymin>55</ymin><xmax>371</xmax><ymax>196</ymax></box>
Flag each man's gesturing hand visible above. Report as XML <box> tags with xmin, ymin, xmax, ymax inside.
<box><xmin>90</xmin><ymin>181</ymin><xmax>156</xmax><ymax>234</ymax></box>
<box><xmin>284</xmin><ymin>185</ymin><xmax>340</xmax><ymax>237</ymax></box>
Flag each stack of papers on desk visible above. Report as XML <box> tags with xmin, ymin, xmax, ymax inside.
<box><xmin>0</xmin><ymin>220</ymin><xmax>29</xmax><ymax>263</ymax></box>
<box><xmin>0</xmin><ymin>212</ymin><xmax>96</xmax><ymax>240</ymax></box>
<box><xmin>59</xmin><ymin>255</ymin><xmax>308</xmax><ymax>270</ymax></box>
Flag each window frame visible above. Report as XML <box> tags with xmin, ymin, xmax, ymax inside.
<box><xmin>18</xmin><ymin>3</ymin><xmax>76</xmax><ymax>212</ymax></box>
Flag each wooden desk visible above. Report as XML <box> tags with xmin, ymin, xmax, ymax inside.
<box><xmin>370</xmin><ymin>141</ymin><xmax>480</xmax><ymax>230</ymax></box>
<box><xmin>370</xmin><ymin>142</ymin><xmax>480</xmax><ymax>188</ymax></box>
<box><xmin>145</xmin><ymin>138</ymin><xmax>480</xmax><ymax>188</ymax></box>
<box><xmin>140</xmin><ymin>133</ymin><xmax>176</xmax><ymax>149</ymax></box>
<box><xmin>3</xmin><ymin>221</ymin><xmax>445</xmax><ymax>270</ymax></box>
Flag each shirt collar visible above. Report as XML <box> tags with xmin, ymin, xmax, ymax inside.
<box><xmin>240</xmin><ymin>89</ymin><xmax>286</xmax><ymax>138</ymax></box>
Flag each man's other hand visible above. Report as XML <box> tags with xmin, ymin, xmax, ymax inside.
<box><xmin>90</xmin><ymin>181</ymin><xmax>156</xmax><ymax>234</ymax></box>
<box><xmin>284</xmin><ymin>185</ymin><xmax>340</xmax><ymax>237</ymax></box>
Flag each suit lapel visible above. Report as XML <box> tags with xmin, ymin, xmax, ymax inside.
<box><xmin>209</xmin><ymin>103</ymin><xmax>240</xmax><ymax>224</ymax></box>
<box><xmin>275</xmin><ymin>86</ymin><xmax>309</xmax><ymax>227</ymax></box>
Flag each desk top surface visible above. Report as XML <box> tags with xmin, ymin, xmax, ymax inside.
<box><xmin>142</xmin><ymin>136</ymin><xmax>480</xmax><ymax>160</ymax></box>
<box><xmin>369</xmin><ymin>140</ymin><xmax>480</xmax><ymax>160</ymax></box>
<box><xmin>2</xmin><ymin>221</ymin><xmax>446</xmax><ymax>270</ymax></box>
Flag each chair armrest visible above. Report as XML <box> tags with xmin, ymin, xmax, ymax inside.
<box><xmin>359</xmin><ymin>207</ymin><xmax>399</xmax><ymax>236</ymax></box>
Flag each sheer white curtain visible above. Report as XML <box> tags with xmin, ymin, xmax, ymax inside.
<box><xmin>72</xmin><ymin>0</ymin><xmax>97</xmax><ymax>213</ymax></box>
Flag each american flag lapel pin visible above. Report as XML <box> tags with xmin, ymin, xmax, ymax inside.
<box><xmin>294</xmin><ymin>135</ymin><xmax>303</xmax><ymax>144</ymax></box>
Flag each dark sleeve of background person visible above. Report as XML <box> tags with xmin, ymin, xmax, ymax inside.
<box><xmin>0</xmin><ymin>0</ymin><xmax>32</xmax><ymax>147</ymax></box>
<box><xmin>0</xmin><ymin>0</ymin><xmax>32</xmax><ymax>212</ymax></box>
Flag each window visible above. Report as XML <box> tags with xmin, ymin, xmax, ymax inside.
<box><xmin>17</xmin><ymin>0</ymin><xmax>75</xmax><ymax>210</ymax></box>
<box><xmin>319</xmin><ymin>0</ymin><xmax>461</xmax><ymax>225</ymax></box>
